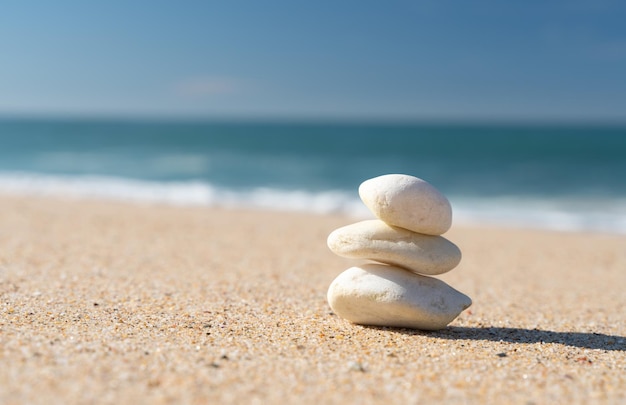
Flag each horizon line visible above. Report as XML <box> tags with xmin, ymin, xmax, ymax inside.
<box><xmin>1</xmin><ymin>111</ymin><xmax>626</xmax><ymax>128</ymax></box>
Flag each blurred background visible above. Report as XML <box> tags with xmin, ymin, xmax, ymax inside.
<box><xmin>1</xmin><ymin>1</ymin><xmax>625</xmax><ymax>233</ymax></box>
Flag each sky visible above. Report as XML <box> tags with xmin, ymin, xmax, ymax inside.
<box><xmin>1</xmin><ymin>1</ymin><xmax>626</xmax><ymax>123</ymax></box>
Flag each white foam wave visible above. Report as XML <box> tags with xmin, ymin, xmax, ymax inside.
<box><xmin>0</xmin><ymin>172</ymin><xmax>625</xmax><ymax>235</ymax></box>
<box><xmin>453</xmin><ymin>196</ymin><xmax>626</xmax><ymax>235</ymax></box>
<box><xmin>0</xmin><ymin>172</ymin><xmax>369</xmax><ymax>216</ymax></box>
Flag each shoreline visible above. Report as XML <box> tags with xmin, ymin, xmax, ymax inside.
<box><xmin>1</xmin><ymin>195</ymin><xmax>624</xmax><ymax>404</ymax></box>
<box><xmin>2</xmin><ymin>181</ymin><xmax>626</xmax><ymax>237</ymax></box>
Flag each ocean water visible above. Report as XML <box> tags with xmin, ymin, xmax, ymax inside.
<box><xmin>1</xmin><ymin>118</ymin><xmax>625</xmax><ymax>234</ymax></box>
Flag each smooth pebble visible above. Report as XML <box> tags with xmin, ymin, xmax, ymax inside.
<box><xmin>359</xmin><ymin>174</ymin><xmax>452</xmax><ymax>235</ymax></box>
<box><xmin>327</xmin><ymin>220</ymin><xmax>461</xmax><ymax>275</ymax></box>
<box><xmin>327</xmin><ymin>263</ymin><xmax>472</xmax><ymax>330</ymax></box>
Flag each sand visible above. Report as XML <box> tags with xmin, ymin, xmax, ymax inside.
<box><xmin>0</xmin><ymin>195</ymin><xmax>624</xmax><ymax>404</ymax></box>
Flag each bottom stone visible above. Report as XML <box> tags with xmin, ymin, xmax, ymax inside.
<box><xmin>327</xmin><ymin>264</ymin><xmax>472</xmax><ymax>330</ymax></box>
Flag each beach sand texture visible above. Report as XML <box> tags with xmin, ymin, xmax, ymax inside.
<box><xmin>1</xmin><ymin>196</ymin><xmax>624</xmax><ymax>404</ymax></box>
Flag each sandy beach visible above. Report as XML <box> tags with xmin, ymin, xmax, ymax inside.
<box><xmin>1</xmin><ymin>195</ymin><xmax>624</xmax><ymax>404</ymax></box>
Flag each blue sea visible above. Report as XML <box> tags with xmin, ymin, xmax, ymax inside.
<box><xmin>1</xmin><ymin>118</ymin><xmax>625</xmax><ymax>234</ymax></box>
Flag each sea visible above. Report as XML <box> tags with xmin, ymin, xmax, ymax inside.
<box><xmin>1</xmin><ymin>118</ymin><xmax>625</xmax><ymax>234</ymax></box>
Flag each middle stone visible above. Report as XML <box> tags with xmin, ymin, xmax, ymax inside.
<box><xmin>327</xmin><ymin>219</ymin><xmax>462</xmax><ymax>276</ymax></box>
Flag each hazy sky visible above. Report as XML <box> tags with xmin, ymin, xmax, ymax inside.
<box><xmin>2</xmin><ymin>1</ymin><xmax>626</xmax><ymax>122</ymax></box>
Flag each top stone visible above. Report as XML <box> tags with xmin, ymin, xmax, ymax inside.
<box><xmin>359</xmin><ymin>174</ymin><xmax>452</xmax><ymax>235</ymax></box>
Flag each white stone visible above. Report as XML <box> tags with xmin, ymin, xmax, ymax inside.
<box><xmin>327</xmin><ymin>220</ymin><xmax>461</xmax><ymax>275</ymax></box>
<box><xmin>358</xmin><ymin>174</ymin><xmax>452</xmax><ymax>235</ymax></box>
<box><xmin>327</xmin><ymin>264</ymin><xmax>471</xmax><ymax>330</ymax></box>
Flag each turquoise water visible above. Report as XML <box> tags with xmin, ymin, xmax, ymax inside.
<box><xmin>1</xmin><ymin>118</ymin><xmax>625</xmax><ymax>233</ymax></box>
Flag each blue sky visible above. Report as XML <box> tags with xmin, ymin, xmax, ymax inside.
<box><xmin>1</xmin><ymin>1</ymin><xmax>626</xmax><ymax>122</ymax></box>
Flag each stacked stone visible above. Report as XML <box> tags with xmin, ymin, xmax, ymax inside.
<box><xmin>326</xmin><ymin>174</ymin><xmax>471</xmax><ymax>330</ymax></box>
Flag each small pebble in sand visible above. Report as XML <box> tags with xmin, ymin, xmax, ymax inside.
<box><xmin>347</xmin><ymin>360</ymin><xmax>366</xmax><ymax>372</ymax></box>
